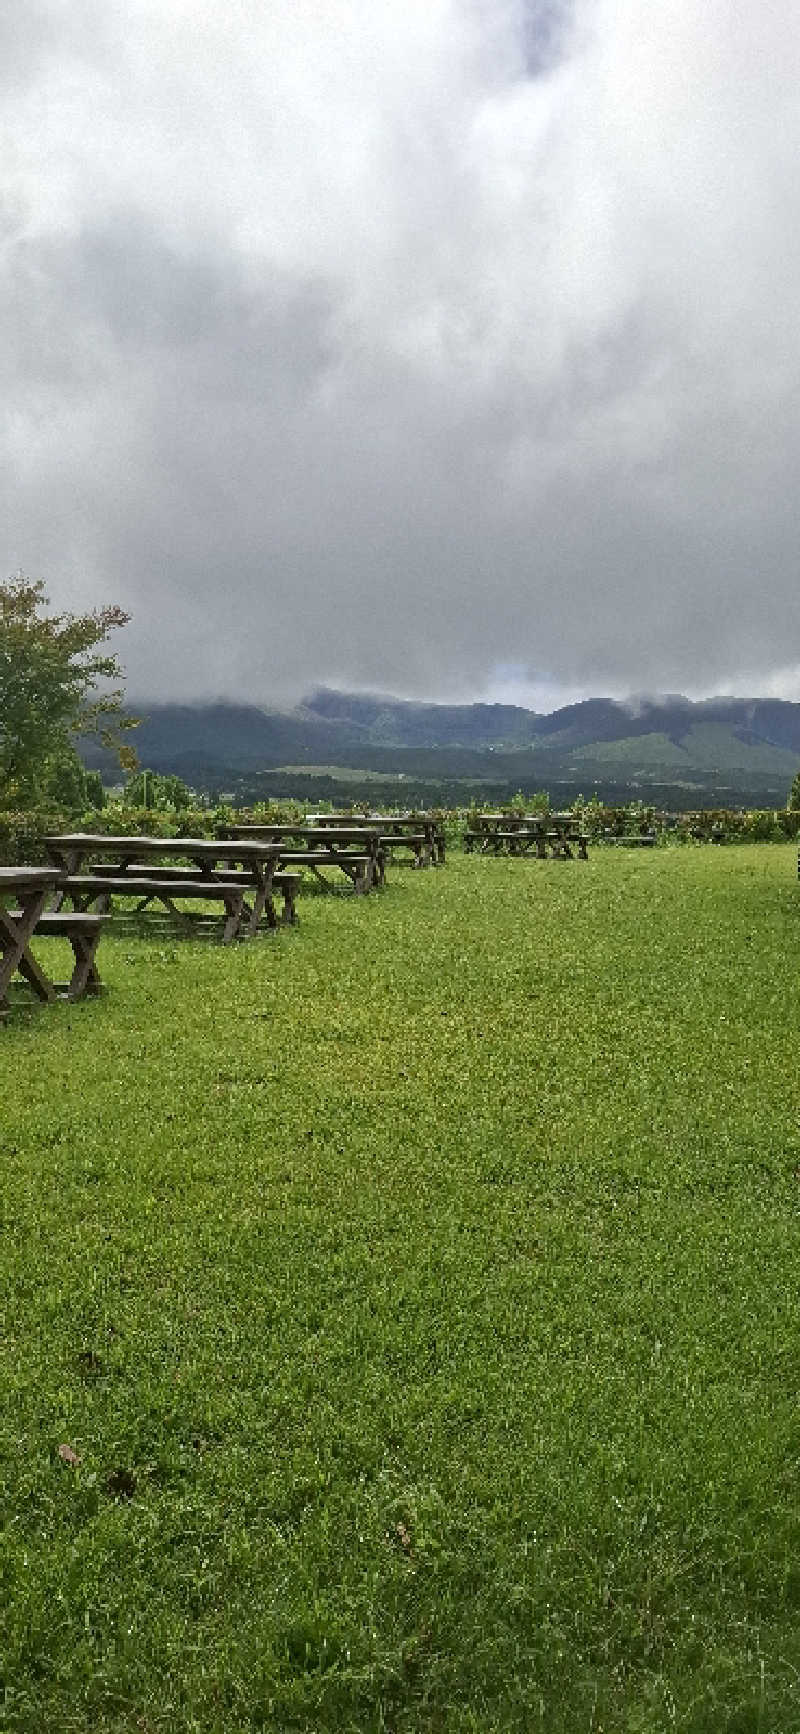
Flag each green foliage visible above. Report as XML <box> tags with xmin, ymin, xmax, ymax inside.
<box><xmin>0</xmin><ymin>574</ymin><xmax>138</xmax><ymax>808</ymax></box>
<box><xmin>507</xmin><ymin>788</ymin><xmax>550</xmax><ymax>815</ymax></box>
<box><xmin>565</xmin><ymin>801</ymin><xmax>800</xmax><ymax>845</ymax></box>
<box><xmin>40</xmin><ymin>744</ymin><xmax>92</xmax><ymax>811</ymax></box>
<box><xmin>788</xmin><ymin>769</ymin><xmax>800</xmax><ymax>810</ymax></box>
<box><xmin>677</xmin><ymin>806</ymin><xmax>800</xmax><ymax>844</ymax></box>
<box><xmin>84</xmin><ymin>770</ymin><xmax>106</xmax><ymax>809</ymax></box>
<box><xmin>0</xmin><ymin>803</ymin><xmax>221</xmax><ymax>865</ymax></box>
<box><xmin>575</xmin><ymin>797</ymin><xmax>659</xmax><ymax>840</ymax></box>
<box><xmin>0</xmin><ymin>804</ymin><xmax>72</xmax><ymax>865</ymax></box>
<box><xmin>124</xmin><ymin>768</ymin><xmax>197</xmax><ymax>810</ymax></box>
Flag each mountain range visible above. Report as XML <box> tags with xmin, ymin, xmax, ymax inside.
<box><xmin>88</xmin><ymin>689</ymin><xmax>800</xmax><ymax>807</ymax></box>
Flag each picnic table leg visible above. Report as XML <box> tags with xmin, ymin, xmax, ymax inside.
<box><xmin>0</xmin><ymin>892</ymin><xmax>56</xmax><ymax>1006</ymax></box>
<box><xmin>335</xmin><ymin>859</ymin><xmax>369</xmax><ymax>893</ymax></box>
<box><xmin>150</xmin><ymin>892</ymin><xmax>187</xmax><ymax>917</ymax></box>
<box><xmin>280</xmin><ymin>884</ymin><xmax>299</xmax><ymax>925</ymax></box>
<box><xmin>66</xmin><ymin>886</ymin><xmax>110</xmax><ymax>913</ymax></box>
<box><xmin>0</xmin><ymin>914</ymin><xmax>25</xmax><ymax>1006</ymax></box>
<box><xmin>243</xmin><ymin>871</ymin><xmax>277</xmax><ymax>934</ymax></box>
<box><xmin>56</xmin><ymin>932</ymin><xmax>104</xmax><ymax>1000</ymax></box>
<box><xmin>262</xmin><ymin>863</ymin><xmax>279</xmax><ymax>930</ymax></box>
<box><xmin>47</xmin><ymin>846</ymin><xmax>81</xmax><ymax>909</ymax></box>
<box><xmin>221</xmin><ymin>892</ymin><xmax>245</xmax><ymax>944</ymax></box>
<box><xmin>15</xmin><ymin>947</ymin><xmax>58</xmax><ymax>1000</ymax></box>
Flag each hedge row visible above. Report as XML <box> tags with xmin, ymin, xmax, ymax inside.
<box><xmin>573</xmin><ymin>803</ymin><xmax>800</xmax><ymax>843</ymax></box>
<box><xmin>2</xmin><ymin>799</ymin><xmax>800</xmax><ymax>867</ymax></box>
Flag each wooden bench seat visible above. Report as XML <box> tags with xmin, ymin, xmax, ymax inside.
<box><xmin>61</xmin><ymin>875</ymin><xmax>246</xmax><ymax>943</ymax></box>
<box><xmin>10</xmin><ymin>909</ymin><xmax>108</xmax><ymax>1000</ymax></box>
<box><xmin>98</xmin><ymin>862</ymin><xmax>302</xmax><ymax>926</ymax></box>
<box><xmin>602</xmin><ymin>832</ymin><xmax>657</xmax><ymax>847</ymax></box>
<box><xmin>277</xmin><ymin>850</ymin><xmax>374</xmax><ymax>893</ymax></box>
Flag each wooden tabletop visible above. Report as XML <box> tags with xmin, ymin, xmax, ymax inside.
<box><xmin>224</xmin><ymin>824</ymin><xmax>381</xmax><ymax>843</ymax></box>
<box><xmin>0</xmin><ymin>866</ymin><xmax>63</xmax><ymax>891</ymax></box>
<box><xmin>307</xmin><ymin>813</ymin><xmax>439</xmax><ymax>827</ymax></box>
<box><xmin>471</xmin><ymin>812</ymin><xmax>577</xmax><ymax>825</ymax></box>
<box><xmin>45</xmin><ymin>834</ymin><xmax>282</xmax><ymax>858</ymax></box>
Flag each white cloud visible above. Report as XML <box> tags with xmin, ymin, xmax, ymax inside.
<box><xmin>1</xmin><ymin>0</ymin><xmax>799</xmax><ymax>702</ymax></box>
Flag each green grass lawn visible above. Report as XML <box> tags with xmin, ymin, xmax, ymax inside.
<box><xmin>2</xmin><ymin>846</ymin><xmax>800</xmax><ymax>1732</ymax></box>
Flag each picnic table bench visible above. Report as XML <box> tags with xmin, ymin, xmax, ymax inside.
<box><xmin>377</xmin><ymin>815</ymin><xmax>445</xmax><ymax>865</ymax></box>
<box><xmin>60</xmin><ymin>873</ymin><xmax>248</xmax><ymax>943</ymax></box>
<box><xmin>602</xmin><ymin>830</ymin><xmax>657</xmax><ymax>847</ymax></box>
<box><xmin>221</xmin><ymin>824</ymin><xmax>386</xmax><ymax>891</ymax></box>
<box><xmin>103</xmin><ymin>862</ymin><xmax>303</xmax><ymax>925</ymax></box>
<box><xmin>274</xmin><ymin>850</ymin><xmax>373</xmax><ymax>894</ymax></box>
<box><xmin>44</xmin><ymin>834</ymin><xmax>284</xmax><ymax>939</ymax></box>
<box><xmin>0</xmin><ymin>867</ymin><xmax>107</xmax><ymax>1015</ymax></box>
<box><xmin>376</xmin><ymin>829</ymin><xmax>431</xmax><ymax>868</ymax></box>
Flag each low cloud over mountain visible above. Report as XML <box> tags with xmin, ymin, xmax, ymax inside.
<box><xmin>98</xmin><ymin>687</ymin><xmax>800</xmax><ymax>806</ymax></box>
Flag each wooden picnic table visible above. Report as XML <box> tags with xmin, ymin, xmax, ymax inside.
<box><xmin>307</xmin><ymin>812</ymin><xmax>446</xmax><ymax>864</ymax></box>
<box><xmin>221</xmin><ymin>824</ymin><xmax>387</xmax><ymax>890</ymax></box>
<box><xmin>463</xmin><ymin>813</ymin><xmax>588</xmax><ymax>859</ymax></box>
<box><xmin>43</xmin><ymin>834</ymin><xmax>283</xmax><ymax>937</ymax></box>
<box><xmin>307</xmin><ymin>816</ymin><xmax>431</xmax><ymax>869</ymax></box>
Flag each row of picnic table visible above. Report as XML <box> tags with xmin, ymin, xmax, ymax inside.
<box><xmin>0</xmin><ymin>814</ymin><xmax>446</xmax><ymax>1017</ymax></box>
<box><xmin>463</xmin><ymin>812</ymin><xmax>589</xmax><ymax>859</ymax></box>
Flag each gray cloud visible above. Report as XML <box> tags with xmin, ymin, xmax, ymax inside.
<box><xmin>2</xmin><ymin>0</ymin><xmax>800</xmax><ymax>706</ymax></box>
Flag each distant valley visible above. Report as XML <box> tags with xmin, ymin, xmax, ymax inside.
<box><xmin>85</xmin><ymin>689</ymin><xmax>800</xmax><ymax>807</ymax></box>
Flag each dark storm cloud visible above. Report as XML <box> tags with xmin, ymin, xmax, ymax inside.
<box><xmin>2</xmin><ymin>0</ymin><xmax>800</xmax><ymax>705</ymax></box>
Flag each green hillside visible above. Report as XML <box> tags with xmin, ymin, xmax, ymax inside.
<box><xmin>573</xmin><ymin>724</ymin><xmax>800</xmax><ymax>781</ymax></box>
<box><xmin>573</xmin><ymin>731</ymin><xmax>689</xmax><ymax>768</ymax></box>
<box><xmin>85</xmin><ymin>691</ymin><xmax>800</xmax><ymax>807</ymax></box>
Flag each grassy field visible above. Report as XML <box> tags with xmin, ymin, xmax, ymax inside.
<box><xmin>2</xmin><ymin>846</ymin><xmax>800</xmax><ymax>1732</ymax></box>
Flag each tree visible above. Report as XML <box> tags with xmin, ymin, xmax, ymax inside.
<box><xmin>39</xmin><ymin>746</ymin><xmax>107</xmax><ymax>811</ymax></box>
<box><xmin>42</xmin><ymin>745</ymin><xmax>91</xmax><ymax>810</ymax></box>
<box><xmin>123</xmin><ymin>769</ymin><xmax>196</xmax><ymax>811</ymax></box>
<box><xmin>789</xmin><ymin>769</ymin><xmax>800</xmax><ymax>810</ymax></box>
<box><xmin>0</xmin><ymin>575</ymin><xmax>138</xmax><ymax>807</ymax></box>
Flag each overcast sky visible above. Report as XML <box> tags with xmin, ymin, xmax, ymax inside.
<box><xmin>2</xmin><ymin>0</ymin><xmax>799</xmax><ymax>710</ymax></box>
